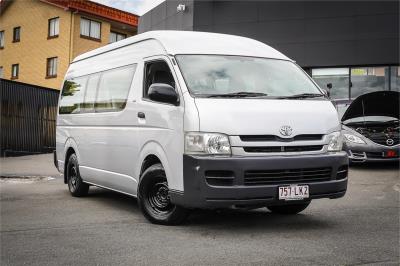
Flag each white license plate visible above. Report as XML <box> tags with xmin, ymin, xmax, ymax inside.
<box><xmin>278</xmin><ymin>185</ymin><xmax>309</xmax><ymax>200</ymax></box>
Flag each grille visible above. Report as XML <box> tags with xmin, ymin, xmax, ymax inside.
<box><xmin>240</xmin><ymin>134</ymin><xmax>323</xmax><ymax>142</ymax></box>
<box><xmin>368</xmin><ymin>134</ymin><xmax>399</xmax><ymax>146</ymax></box>
<box><xmin>244</xmin><ymin>167</ymin><xmax>332</xmax><ymax>185</ymax></box>
<box><xmin>244</xmin><ymin>145</ymin><xmax>323</xmax><ymax>153</ymax></box>
<box><xmin>205</xmin><ymin>170</ymin><xmax>234</xmax><ymax>186</ymax></box>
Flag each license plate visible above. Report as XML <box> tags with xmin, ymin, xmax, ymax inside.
<box><xmin>278</xmin><ymin>185</ymin><xmax>309</xmax><ymax>200</ymax></box>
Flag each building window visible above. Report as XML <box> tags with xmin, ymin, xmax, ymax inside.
<box><xmin>312</xmin><ymin>68</ymin><xmax>350</xmax><ymax>100</ymax></box>
<box><xmin>109</xmin><ymin>31</ymin><xmax>126</xmax><ymax>43</ymax></box>
<box><xmin>46</xmin><ymin>57</ymin><xmax>58</xmax><ymax>78</ymax></box>
<box><xmin>350</xmin><ymin>67</ymin><xmax>390</xmax><ymax>99</ymax></box>
<box><xmin>11</xmin><ymin>64</ymin><xmax>19</xmax><ymax>79</ymax></box>
<box><xmin>80</xmin><ymin>18</ymin><xmax>101</xmax><ymax>41</ymax></box>
<box><xmin>0</xmin><ymin>31</ymin><xmax>4</xmax><ymax>48</ymax></box>
<box><xmin>48</xmin><ymin>17</ymin><xmax>59</xmax><ymax>38</ymax></box>
<box><xmin>13</xmin><ymin>27</ymin><xmax>20</xmax><ymax>42</ymax></box>
<box><xmin>0</xmin><ymin>66</ymin><xmax>3</xmax><ymax>78</ymax></box>
<box><xmin>390</xmin><ymin>66</ymin><xmax>399</xmax><ymax>92</ymax></box>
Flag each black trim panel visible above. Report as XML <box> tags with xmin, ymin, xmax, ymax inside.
<box><xmin>169</xmin><ymin>153</ymin><xmax>348</xmax><ymax>209</ymax></box>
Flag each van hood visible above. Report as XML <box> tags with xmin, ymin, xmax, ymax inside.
<box><xmin>194</xmin><ymin>98</ymin><xmax>340</xmax><ymax>136</ymax></box>
<box><xmin>341</xmin><ymin>91</ymin><xmax>400</xmax><ymax>121</ymax></box>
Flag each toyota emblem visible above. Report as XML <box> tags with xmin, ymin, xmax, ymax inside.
<box><xmin>279</xmin><ymin>125</ymin><xmax>293</xmax><ymax>137</ymax></box>
<box><xmin>386</xmin><ymin>139</ymin><xmax>394</xmax><ymax>146</ymax></box>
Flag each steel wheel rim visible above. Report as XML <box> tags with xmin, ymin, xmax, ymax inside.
<box><xmin>147</xmin><ymin>180</ymin><xmax>174</xmax><ymax>215</ymax></box>
<box><xmin>69</xmin><ymin>165</ymin><xmax>78</xmax><ymax>191</ymax></box>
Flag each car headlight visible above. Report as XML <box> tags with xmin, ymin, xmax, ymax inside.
<box><xmin>343</xmin><ymin>133</ymin><xmax>366</xmax><ymax>144</ymax></box>
<box><xmin>327</xmin><ymin>132</ymin><xmax>344</xmax><ymax>151</ymax></box>
<box><xmin>185</xmin><ymin>132</ymin><xmax>231</xmax><ymax>155</ymax></box>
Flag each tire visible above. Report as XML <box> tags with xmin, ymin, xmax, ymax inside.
<box><xmin>66</xmin><ymin>153</ymin><xmax>89</xmax><ymax>197</ymax></box>
<box><xmin>138</xmin><ymin>163</ymin><xmax>189</xmax><ymax>225</ymax></box>
<box><xmin>267</xmin><ymin>202</ymin><xmax>310</xmax><ymax>215</ymax></box>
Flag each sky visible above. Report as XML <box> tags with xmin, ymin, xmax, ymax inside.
<box><xmin>92</xmin><ymin>0</ymin><xmax>165</xmax><ymax>16</ymax></box>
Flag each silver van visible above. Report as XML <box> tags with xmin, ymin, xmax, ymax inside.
<box><xmin>55</xmin><ymin>31</ymin><xmax>348</xmax><ymax>225</ymax></box>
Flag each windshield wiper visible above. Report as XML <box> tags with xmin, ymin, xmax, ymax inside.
<box><xmin>206</xmin><ymin>92</ymin><xmax>268</xmax><ymax>98</ymax></box>
<box><xmin>277</xmin><ymin>93</ymin><xmax>325</xmax><ymax>99</ymax></box>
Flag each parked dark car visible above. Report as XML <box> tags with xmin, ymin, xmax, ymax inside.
<box><xmin>342</xmin><ymin>91</ymin><xmax>399</xmax><ymax>163</ymax></box>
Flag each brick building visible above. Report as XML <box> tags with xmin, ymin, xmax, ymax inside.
<box><xmin>0</xmin><ymin>0</ymin><xmax>138</xmax><ymax>89</ymax></box>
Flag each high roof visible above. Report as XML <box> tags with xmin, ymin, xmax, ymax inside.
<box><xmin>74</xmin><ymin>30</ymin><xmax>292</xmax><ymax>62</ymax></box>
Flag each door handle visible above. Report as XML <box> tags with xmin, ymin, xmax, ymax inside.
<box><xmin>137</xmin><ymin>112</ymin><xmax>145</xmax><ymax>119</ymax></box>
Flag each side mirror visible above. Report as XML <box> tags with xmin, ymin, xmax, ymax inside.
<box><xmin>327</xmin><ymin>83</ymin><xmax>332</xmax><ymax>89</ymax></box>
<box><xmin>148</xmin><ymin>83</ymin><xmax>179</xmax><ymax>105</ymax></box>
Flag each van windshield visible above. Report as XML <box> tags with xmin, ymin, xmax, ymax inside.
<box><xmin>175</xmin><ymin>55</ymin><xmax>323</xmax><ymax>98</ymax></box>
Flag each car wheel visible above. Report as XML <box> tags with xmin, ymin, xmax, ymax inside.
<box><xmin>267</xmin><ymin>202</ymin><xmax>310</xmax><ymax>215</ymax></box>
<box><xmin>138</xmin><ymin>163</ymin><xmax>189</xmax><ymax>225</ymax></box>
<box><xmin>66</xmin><ymin>153</ymin><xmax>89</xmax><ymax>197</ymax></box>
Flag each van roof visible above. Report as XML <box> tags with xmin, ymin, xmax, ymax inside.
<box><xmin>73</xmin><ymin>30</ymin><xmax>292</xmax><ymax>62</ymax></box>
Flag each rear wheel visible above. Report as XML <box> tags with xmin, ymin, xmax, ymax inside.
<box><xmin>66</xmin><ymin>153</ymin><xmax>89</xmax><ymax>197</ymax></box>
<box><xmin>138</xmin><ymin>163</ymin><xmax>188</xmax><ymax>225</ymax></box>
<box><xmin>267</xmin><ymin>202</ymin><xmax>310</xmax><ymax>215</ymax></box>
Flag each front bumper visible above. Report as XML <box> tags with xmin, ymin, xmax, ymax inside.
<box><xmin>345</xmin><ymin>142</ymin><xmax>400</xmax><ymax>163</ymax></box>
<box><xmin>169</xmin><ymin>152</ymin><xmax>348</xmax><ymax>209</ymax></box>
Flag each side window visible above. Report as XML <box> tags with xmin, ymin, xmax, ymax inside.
<box><xmin>144</xmin><ymin>60</ymin><xmax>175</xmax><ymax>99</ymax></box>
<box><xmin>82</xmin><ymin>74</ymin><xmax>100</xmax><ymax>112</ymax></box>
<box><xmin>59</xmin><ymin>77</ymin><xmax>87</xmax><ymax>114</ymax></box>
<box><xmin>95</xmin><ymin>65</ymin><xmax>136</xmax><ymax>112</ymax></box>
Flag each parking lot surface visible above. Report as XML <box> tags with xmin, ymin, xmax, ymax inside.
<box><xmin>1</xmin><ymin>155</ymin><xmax>399</xmax><ymax>265</ymax></box>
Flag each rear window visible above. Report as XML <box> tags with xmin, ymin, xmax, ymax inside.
<box><xmin>59</xmin><ymin>77</ymin><xmax>87</xmax><ymax>114</ymax></box>
<box><xmin>59</xmin><ymin>64</ymin><xmax>136</xmax><ymax>114</ymax></box>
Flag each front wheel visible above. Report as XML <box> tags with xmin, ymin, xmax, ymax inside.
<box><xmin>267</xmin><ymin>202</ymin><xmax>310</xmax><ymax>215</ymax></box>
<box><xmin>138</xmin><ymin>164</ymin><xmax>189</xmax><ymax>225</ymax></box>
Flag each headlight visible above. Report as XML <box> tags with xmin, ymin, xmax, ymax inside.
<box><xmin>327</xmin><ymin>132</ymin><xmax>344</xmax><ymax>151</ymax></box>
<box><xmin>185</xmin><ymin>132</ymin><xmax>231</xmax><ymax>155</ymax></box>
<box><xmin>344</xmin><ymin>133</ymin><xmax>366</xmax><ymax>144</ymax></box>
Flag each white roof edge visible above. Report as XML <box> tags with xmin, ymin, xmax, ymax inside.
<box><xmin>73</xmin><ymin>30</ymin><xmax>292</xmax><ymax>63</ymax></box>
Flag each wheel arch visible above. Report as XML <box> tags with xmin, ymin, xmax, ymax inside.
<box><xmin>63</xmin><ymin>138</ymin><xmax>81</xmax><ymax>184</ymax></box>
<box><xmin>136</xmin><ymin>141</ymin><xmax>172</xmax><ymax>185</ymax></box>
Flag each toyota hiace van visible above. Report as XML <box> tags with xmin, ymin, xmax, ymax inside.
<box><xmin>55</xmin><ymin>31</ymin><xmax>348</xmax><ymax>225</ymax></box>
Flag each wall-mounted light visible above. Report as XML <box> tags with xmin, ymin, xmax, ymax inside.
<box><xmin>177</xmin><ymin>4</ymin><xmax>186</xmax><ymax>12</ymax></box>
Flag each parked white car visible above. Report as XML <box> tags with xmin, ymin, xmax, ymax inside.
<box><xmin>55</xmin><ymin>31</ymin><xmax>348</xmax><ymax>225</ymax></box>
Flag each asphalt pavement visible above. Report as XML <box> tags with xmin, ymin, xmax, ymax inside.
<box><xmin>0</xmin><ymin>154</ymin><xmax>399</xmax><ymax>265</ymax></box>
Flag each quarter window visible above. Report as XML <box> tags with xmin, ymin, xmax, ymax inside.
<box><xmin>59</xmin><ymin>77</ymin><xmax>87</xmax><ymax>114</ymax></box>
<box><xmin>11</xmin><ymin>64</ymin><xmax>19</xmax><ymax>79</ymax></box>
<box><xmin>109</xmin><ymin>31</ymin><xmax>126</xmax><ymax>43</ymax></box>
<box><xmin>0</xmin><ymin>31</ymin><xmax>4</xmax><ymax>48</ymax></box>
<box><xmin>13</xmin><ymin>27</ymin><xmax>20</xmax><ymax>42</ymax></box>
<box><xmin>48</xmin><ymin>17</ymin><xmax>59</xmax><ymax>38</ymax></box>
<box><xmin>80</xmin><ymin>18</ymin><xmax>101</xmax><ymax>40</ymax></box>
<box><xmin>46</xmin><ymin>57</ymin><xmax>58</xmax><ymax>78</ymax></box>
<box><xmin>95</xmin><ymin>65</ymin><xmax>136</xmax><ymax>111</ymax></box>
